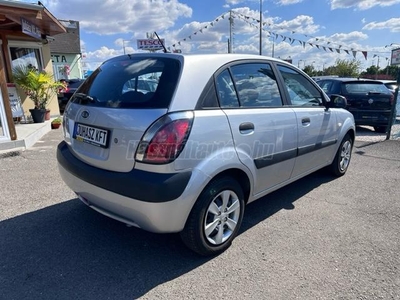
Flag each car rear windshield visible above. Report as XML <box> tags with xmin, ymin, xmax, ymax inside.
<box><xmin>70</xmin><ymin>56</ymin><xmax>181</xmax><ymax>109</ymax></box>
<box><xmin>343</xmin><ymin>82</ymin><xmax>389</xmax><ymax>94</ymax></box>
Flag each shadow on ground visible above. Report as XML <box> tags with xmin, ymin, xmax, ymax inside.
<box><xmin>0</xmin><ymin>170</ymin><xmax>335</xmax><ymax>299</ymax></box>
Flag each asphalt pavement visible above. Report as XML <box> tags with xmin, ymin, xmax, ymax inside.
<box><xmin>0</xmin><ymin>126</ymin><xmax>399</xmax><ymax>300</ymax></box>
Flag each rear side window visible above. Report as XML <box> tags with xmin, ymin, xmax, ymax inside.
<box><xmin>71</xmin><ymin>57</ymin><xmax>180</xmax><ymax>109</ymax></box>
<box><xmin>230</xmin><ymin>63</ymin><xmax>283</xmax><ymax>108</ymax></box>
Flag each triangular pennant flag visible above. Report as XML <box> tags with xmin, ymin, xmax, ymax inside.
<box><xmin>344</xmin><ymin>49</ymin><xmax>349</xmax><ymax>54</ymax></box>
<box><xmin>329</xmin><ymin>47</ymin><xmax>334</xmax><ymax>52</ymax></box>
<box><xmin>316</xmin><ymin>45</ymin><xmax>320</xmax><ymax>49</ymax></box>
<box><xmin>200</xmin><ymin>29</ymin><xmax>203</xmax><ymax>33</ymax></box>
<box><xmin>222</xmin><ymin>15</ymin><xmax>225</xmax><ymax>19</ymax></box>
<box><xmin>336</xmin><ymin>48</ymin><xmax>340</xmax><ymax>54</ymax></box>
<box><xmin>362</xmin><ymin>51</ymin><xmax>368</xmax><ymax>60</ymax></box>
<box><xmin>352</xmin><ymin>51</ymin><xmax>357</xmax><ymax>58</ymax></box>
<box><xmin>290</xmin><ymin>38</ymin><xmax>295</xmax><ymax>45</ymax></box>
<box><xmin>309</xmin><ymin>43</ymin><xmax>314</xmax><ymax>47</ymax></box>
<box><xmin>323</xmin><ymin>46</ymin><xmax>327</xmax><ymax>52</ymax></box>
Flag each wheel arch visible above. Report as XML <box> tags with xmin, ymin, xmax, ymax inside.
<box><xmin>204</xmin><ymin>168</ymin><xmax>251</xmax><ymax>205</ymax></box>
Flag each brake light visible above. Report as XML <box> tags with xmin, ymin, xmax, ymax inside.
<box><xmin>136</xmin><ymin>112</ymin><xmax>194</xmax><ymax>164</ymax></box>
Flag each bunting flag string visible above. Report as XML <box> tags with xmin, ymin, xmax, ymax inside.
<box><xmin>170</xmin><ymin>9</ymin><xmax>372</xmax><ymax>60</ymax></box>
<box><xmin>171</xmin><ymin>12</ymin><xmax>229</xmax><ymax>49</ymax></box>
<box><xmin>232</xmin><ymin>11</ymin><xmax>369</xmax><ymax>60</ymax></box>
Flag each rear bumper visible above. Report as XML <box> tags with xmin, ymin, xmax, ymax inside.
<box><xmin>57</xmin><ymin>141</ymin><xmax>191</xmax><ymax>203</ymax></box>
<box><xmin>57</xmin><ymin>141</ymin><xmax>203</xmax><ymax>233</ymax></box>
<box><xmin>349</xmin><ymin>109</ymin><xmax>391</xmax><ymax>126</ymax></box>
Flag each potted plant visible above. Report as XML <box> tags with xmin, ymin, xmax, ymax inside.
<box><xmin>51</xmin><ymin>117</ymin><xmax>62</xmax><ymax>129</ymax></box>
<box><xmin>12</xmin><ymin>65</ymin><xmax>63</xmax><ymax>123</ymax></box>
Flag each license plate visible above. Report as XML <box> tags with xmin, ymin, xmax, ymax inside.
<box><xmin>73</xmin><ymin>123</ymin><xmax>109</xmax><ymax>148</ymax></box>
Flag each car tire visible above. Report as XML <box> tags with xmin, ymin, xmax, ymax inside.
<box><xmin>374</xmin><ymin>126</ymin><xmax>387</xmax><ymax>133</ymax></box>
<box><xmin>329</xmin><ymin>133</ymin><xmax>353</xmax><ymax>177</ymax></box>
<box><xmin>180</xmin><ymin>176</ymin><xmax>245</xmax><ymax>256</ymax></box>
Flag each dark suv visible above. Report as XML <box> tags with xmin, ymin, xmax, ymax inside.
<box><xmin>317</xmin><ymin>78</ymin><xmax>394</xmax><ymax>132</ymax></box>
<box><xmin>58</xmin><ymin>78</ymin><xmax>85</xmax><ymax>113</ymax></box>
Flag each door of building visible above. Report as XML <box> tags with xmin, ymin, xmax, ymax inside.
<box><xmin>0</xmin><ymin>90</ymin><xmax>10</xmax><ymax>142</ymax></box>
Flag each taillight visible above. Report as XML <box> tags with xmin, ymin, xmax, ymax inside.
<box><xmin>136</xmin><ymin>112</ymin><xmax>194</xmax><ymax>164</ymax></box>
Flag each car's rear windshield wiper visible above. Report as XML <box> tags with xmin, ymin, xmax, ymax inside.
<box><xmin>73</xmin><ymin>93</ymin><xmax>96</xmax><ymax>104</ymax></box>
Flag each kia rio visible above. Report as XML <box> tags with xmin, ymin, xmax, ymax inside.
<box><xmin>57</xmin><ymin>53</ymin><xmax>355</xmax><ymax>256</ymax></box>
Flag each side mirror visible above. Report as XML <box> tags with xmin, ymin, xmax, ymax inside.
<box><xmin>326</xmin><ymin>94</ymin><xmax>347</xmax><ymax>109</ymax></box>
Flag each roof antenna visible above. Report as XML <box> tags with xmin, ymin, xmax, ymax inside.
<box><xmin>154</xmin><ymin>32</ymin><xmax>168</xmax><ymax>53</ymax></box>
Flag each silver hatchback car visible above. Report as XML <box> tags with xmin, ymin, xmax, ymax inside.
<box><xmin>57</xmin><ymin>53</ymin><xmax>355</xmax><ymax>256</ymax></box>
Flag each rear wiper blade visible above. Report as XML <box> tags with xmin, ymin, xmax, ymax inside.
<box><xmin>73</xmin><ymin>93</ymin><xmax>96</xmax><ymax>103</ymax></box>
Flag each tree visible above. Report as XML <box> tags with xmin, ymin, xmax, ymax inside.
<box><xmin>303</xmin><ymin>65</ymin><xmax>317</xmax><ymax>77</ymax></box>
<box><xmin>331</xmin><ymin>59</ymin><xmax>361</xmax><ymax>77</ymax></box>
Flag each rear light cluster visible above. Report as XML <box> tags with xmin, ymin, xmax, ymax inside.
<box><xmin>136</xmin><ymin>111</ymin><xmax>194</xmax><ymax>164</ymax></box>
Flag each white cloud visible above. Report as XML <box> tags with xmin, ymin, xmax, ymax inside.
<box><xmin>330</xmin><ymin>0</ymin><xmax>400</xmax><ymax>10</ymax></box>
<box><xmin>272</xmin><ymin>15</ymin><xmax>320</xmax><ymax>34</ymax></box>
<box><xmin>362</xmin><ymin>18</ymin><xmax>400</xmax><ymax>32</ymax></box>
<box><xmin>275</xmin><ymin>0</ymin><xmax>304</xmax><ymax>5</ymax></box>
<box><xmin>43</xmin><ymin>0</ymin><xmax>192</xmax><ymax>35</ymax></box>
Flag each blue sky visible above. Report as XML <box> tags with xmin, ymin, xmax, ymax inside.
<box><xmin>20</xmin><ymin>0</ymin><xmax>400</xmax><ymax>72</ymax></box>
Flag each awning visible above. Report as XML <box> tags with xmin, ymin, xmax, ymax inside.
<box><xmin>0</xmin><ymin>0</ymin><xmax>66</xmax><ymax>38</ymax></box>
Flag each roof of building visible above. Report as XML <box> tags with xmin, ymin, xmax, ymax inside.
<box><xmin>0</xmin><ymin>0</ymin><xmax>66</xmax><ymax>37</ymax></box>
<box><xmin>49</xmin><ymin>20</ymin><xmax>81</xmax><ymax>54</ymax></box>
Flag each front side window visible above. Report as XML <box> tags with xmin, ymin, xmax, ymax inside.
<box><xmin>277</xmin><ymin>65</ymin><xmax>323</xmax><ymax>107</ymax></box>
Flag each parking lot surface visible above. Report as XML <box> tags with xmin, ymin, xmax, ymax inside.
<box><xmin>0</xmin><ymin>126</ymin><xmax>399</xmax><ymax>299</ymax></box>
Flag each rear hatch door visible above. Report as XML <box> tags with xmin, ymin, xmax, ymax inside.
<box><xmin>63</xmin><ymin>55</ymin><xmax>181</xmax><ymax>172</ymax></box>
<box><xmin>343</xmin><ymin>81</ymin><xmax>392</xmax><ymax>110</ymax></box>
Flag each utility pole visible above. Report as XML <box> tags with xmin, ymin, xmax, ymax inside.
<box><xmin>259</xmin><ymin>0</ymin><xmax>262</xmax><ymax>55</ymax></box>
<box><xmin>229</xmin><ymin>10</ymin><xmax>233</xmax><ymax>53</ymax></box>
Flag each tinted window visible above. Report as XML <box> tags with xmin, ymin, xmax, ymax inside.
<box><xmin>317</xmin><ymin>80</ymin><xmax>332</xmax><ymax>93</ymax></box>
<box><xmin>215</xmin><ymin>69</ymin><xmax>239</xmax><ymax>108</ymax></box>
<box><xmin>71</xmin><ymin>57</ymin><xmax>180</xmax><ymax>109</ymax></box>
<box><xmin>230</xmin><ymin>63</ymin><xmax>282</xmax><ymax>107</ymax></box>
<box><xmin>343</xmin><ymin>82</ymin><xmax>389</xmax><ymax>94</ymax></box>
<box><xmin>277</xmin><ymin>65</ymin><xmax>323</xmax><ymax>107</ymax></box>
<box><xmin>385</xmin><ymin>83</ymin><xmax>398</xmax><ymax>91</ymax></box>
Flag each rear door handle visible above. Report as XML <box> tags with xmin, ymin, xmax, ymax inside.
<box><xmin>301</xmin><ymin>117</ymin><xmax>311</xmax><ymax>125</ymax></box>
<box><xmin>239</xmin><ymin>122</ymin><xmax>254</xmax><ymax>134</ymax></box>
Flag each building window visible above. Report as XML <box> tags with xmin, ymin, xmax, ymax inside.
<box><xmin>9</xmin><ymin>46</ymin><xmax>43</xmax><ymax>71</ymax></box>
